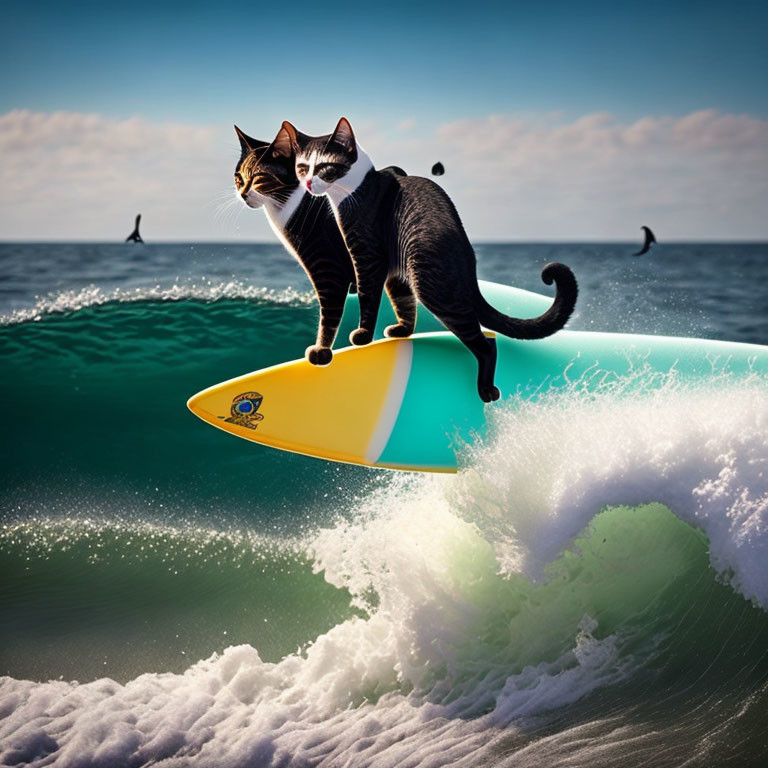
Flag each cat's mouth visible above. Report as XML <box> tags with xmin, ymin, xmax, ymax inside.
<box><xmin>241</xmin><ymin>191</ymin><xmax>265</xmax><ymax>209</ymax></box>
<box><xmin>305</xmin><ymin>181</ymin><xmax>327</xmax><ymax>197</ymax></box>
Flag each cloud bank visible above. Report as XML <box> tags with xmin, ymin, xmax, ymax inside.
<box><xmin>430</xmin><ymin>110</ymin><xmax>768</xmax><ymax>240</ymax></box>
<box><xmin>0</xmin><ymin>110</ymin><xmax>243</xmax><ymax>241</ymax></box>
<box><xmin>1</xmin><ymin>109</ymin><xmax>766</xmax><ymax>240</ymax></box>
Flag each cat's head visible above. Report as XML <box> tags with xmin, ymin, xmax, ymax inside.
<box><xmin>233</xmin><ymin>125</ymin><xmax>300</xmax><ymax>209</ymax></box>
<box><xmin>284</xmin><ymin>118</ymin><xmax>358</xmax><ymax>197</ymax></box>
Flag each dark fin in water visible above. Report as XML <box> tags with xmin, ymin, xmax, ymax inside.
<box><xmin>431</xmin><ymin>162</ymin><xmax>445</xmax><ymax>176</ymax></box>
<box><xmin>126</xmin><ymin>214</ymin><xmax>143</xmax><ymax>243</ymax></box>
<box><xmin>475</xmin><ymin>262</ymin><xmax>578</xmax><ymax>340</ymax></box>
<box><xmin>634</xmin><ymin>225</ymin><xmax>656</xmax><ymax>256</ymax></box>
<box><xmin>380</xmin><ymin>165</ymin><xmax>407</xmax><ymax>177</ymax></box>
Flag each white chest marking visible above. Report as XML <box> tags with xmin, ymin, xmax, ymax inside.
<box><xmin>262</xmin><ymin>186</ymin><xmax>306</xmax><ymax>261</ymax></box>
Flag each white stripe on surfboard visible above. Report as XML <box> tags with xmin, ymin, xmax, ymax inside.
<box><xmin>365</xmin><ymin>339</ymin><xmax>413</xmax><ymax>464</ymax></box>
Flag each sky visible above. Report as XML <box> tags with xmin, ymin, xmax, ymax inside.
<box><xmin>1</xmin><ymin>0</ymin><xmax>766</xmax><ymax>241</ymax></box>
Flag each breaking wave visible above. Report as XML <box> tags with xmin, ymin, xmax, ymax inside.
<box><xmin>2</xmin><ymin>288</ymin><xmax>768</xmax><ymax>766</ymax></box>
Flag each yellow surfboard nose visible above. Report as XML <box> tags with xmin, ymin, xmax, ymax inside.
<box><xmin>187</xmin><ymin>338</ymin><xmax>412</xmax><ymax>467</ymax></box>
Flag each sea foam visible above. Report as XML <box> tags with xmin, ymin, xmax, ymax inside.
<box><xmin>2</xmin><ymin>375</ymin><xmax>767</xmax><ymax>766</ymax></box>
<box><xmin>452</xmin><ymin>371</ymin><xmax>768</xmax><ymax>606</ymax></box>
<box><xmin>0</xmin><ymin>281</ymin><xmax>315</xmax><ymax>326</ymax></box>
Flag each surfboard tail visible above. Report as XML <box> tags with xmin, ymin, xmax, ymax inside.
<box><xmin>475</xmin><ymin>262</ymin><xmax>578</xmax><ymax>340</ymax></box>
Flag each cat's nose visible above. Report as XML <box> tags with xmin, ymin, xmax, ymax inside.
<box><xmin>306</xmin><ymin>178</ymin><xmax>312</xmax><ymax>191</ymax></box>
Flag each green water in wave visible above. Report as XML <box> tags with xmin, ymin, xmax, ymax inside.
<box><xmin>3</xmin><ymin>296</ymin><xmax>768</xmax><ymax>766</ymax></box>
<box><xmin>0</xmin><ymin>520</ymin><xmax>358</xmax><ymax>682</ymax></box>
<box><xmin>0</xmin><ymin>298</ymin><xmax>384</xmax><ymax>520</ymax></box>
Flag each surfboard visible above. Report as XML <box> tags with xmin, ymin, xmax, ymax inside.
<box><xmin>188</xmin><ymin>282</ymin><xmax>768</xmax><ymax>473</ymax></box>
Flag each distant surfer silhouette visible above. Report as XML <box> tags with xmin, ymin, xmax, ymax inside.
<box><xmin>431</xmin><ymin>162</ymin><xmax>445</xmax><ymax>177</ymax></box>
<box><xmin>634</xmin><ymin>225</ymin><xmax>656</xmax><ymax>256</ymax></box>
<box><xmin>126</xmin><ymin>214</ymin><xmax>144</xmax><ymax>243</ymax></box>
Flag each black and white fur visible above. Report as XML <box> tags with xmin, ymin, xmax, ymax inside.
<box><xmin>287</xmin><ymin>118</ymin><xmax>579</xmax><ymax>402</ymax></box>
<box><xmin>234</xmin><ymin>124</ymin><xmax>357</xmax><ymax>365</ymax></box>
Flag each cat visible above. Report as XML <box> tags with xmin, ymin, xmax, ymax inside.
<box><xmin>283</xmin><ymin>117</ymin><xmax>578</xmax><ymax>402</ymax></box>
<box><xmin>234</xmin><ymin>124</ymin><xmax>354</xmax><ymax>365</ymax></box>
<box><xmin>235</xmin><ymin>124</ymin><xmax>409</xmax><ymax>366</ymax></box>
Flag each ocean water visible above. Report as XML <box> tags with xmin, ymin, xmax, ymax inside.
<box><xmin>1</xmin><ymin>241</ymin><xmax>768</xmax><ymax>766</ymax></box>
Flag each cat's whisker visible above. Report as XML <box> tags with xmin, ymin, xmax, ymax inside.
<box><xmin>214</xmin><ymin>197</ymin><xmax>242</xmax><ymax>229</ymax></box>
<box><xmin>298</xmin><ymin>198</ymin><xmax>326</xmax><ymax>241</ymax></box>
<box><xmin>207</xmin><ymin>190</ymin><xmax>239</xmax><ymax>208</ymax></box>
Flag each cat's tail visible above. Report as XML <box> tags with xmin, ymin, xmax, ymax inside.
<box><xmin>475</xmin><ymin>262</ymin><xmax>578</xmax><ymax>340</ymax></box>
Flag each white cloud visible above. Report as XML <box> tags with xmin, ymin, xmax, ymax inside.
<box><xmin>0</xmin><ymin>110</ymin><xmax>273</xmax><ymax>241</ymax></box>
<box><xmin>1</xmin><ymin>108</ymin><xmax>766</xmax><ymax>240</ymax></box>
<box><xmin>429</xmin><ymin>110</ymin><xmax>768</xmax><ymax>239</ymax></box>
<box><xmin>361</xmin><ymin>109</ymin><xmax>768</xmax><ymax>240</ymax></box>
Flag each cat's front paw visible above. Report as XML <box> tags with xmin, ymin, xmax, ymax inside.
<box><xmin>478</xmin><ymin>385</ymin><xmax>501</xmax><ymax>403</ymax></box>
<box><xmin>384</xmin><ymin>323</ymin><xmax>414</xmax><ymax>339</ymax></box>
<box><xmin>350</xmin><ymin>328</ymin><xmax>373</xmax><ymax>346</ymax></box>
<box><xmin>306</xmin><ymin>345</ymin><xmax>333</xmax><ymax>366</ymax></box>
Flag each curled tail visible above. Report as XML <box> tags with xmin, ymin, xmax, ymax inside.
<box><xmin>476</xmin><ymin>262</ymin><xmax>578</xmax><ymax>340</ymax></box>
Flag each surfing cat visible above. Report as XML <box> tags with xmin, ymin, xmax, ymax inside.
<box><xmin>284</xmin><ymin>118</ymin><xmax>578</xmax><ymax>402</ymax></box>
<box><xmin>235</xmin><ymin>125</ymin><xmax>411</xmax><ymax>365</ymax></box>
<box><xmin>234</xmin><ymin>124</ymin><xmax>356</xmax><ymax>365</ymax></box>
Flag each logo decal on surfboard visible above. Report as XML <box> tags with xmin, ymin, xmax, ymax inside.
<box><xmin>219</xmin><ymin>392</ymin><xmax>264</xmax><ymax>429</ymax></box>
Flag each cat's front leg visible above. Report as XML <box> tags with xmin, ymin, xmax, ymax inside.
<box><xmin>306</xmin><ymin>291</ymin><xmax>347</xmax><ymax>366</ymax></box>
<box><xmin>384</xmin><ymin>276</ymin><xmax>417</xmax><ymax>338</ymax></box>
<box><xmin>350</xmin><ymin>263</ymin><xmax>387</xmax><ymax>346</ymax></box>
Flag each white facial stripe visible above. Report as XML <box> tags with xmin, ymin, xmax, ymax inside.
<box><xmin>297</xmin><ymin>151</ymin><xmax>318</xmax><ymax>193</ymax></box>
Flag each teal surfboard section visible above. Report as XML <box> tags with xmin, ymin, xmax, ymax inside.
<box><xmin>377</xmin><ymin>331</ymin><xmax>768</xmax><ymax>471</ymax></box>
<box><xmin>341</xmin><ymin>279</ymin><xmax>554</xmax><ymax>340</ymax></box>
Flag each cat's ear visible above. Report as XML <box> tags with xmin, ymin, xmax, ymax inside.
<box><xmin>330</xmin><ymin>117</ymin><xmax>357</xmax><ymax>158</ymax></box>
<box><xmin>234</xmin><ymin>125</ymin><xmax>267</xmax><ymax>154</ymax></box>
<box><xmin>268</xmin><ymin>123</ymin><xmax>296</xmax><ymax>159</ymax></box>
<box><xmin>282</xmin><ymin>121</ymin><xmax>313</xmax><ymax>151</ymax></box>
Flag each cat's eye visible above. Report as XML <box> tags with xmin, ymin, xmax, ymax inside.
<box><xmin>317</xmin><ymin>163</ymin><xmax>341</xmax><ymax>181</ymax></box>
<box><xmin>296</xmin><ymin>164</ymin><xmax>309</xmax><ymax>177</ymax></box>
<box><xmin>235</xmin><ymin>173</ymin><xmax>244</xmax><ymax>187</ymax></box>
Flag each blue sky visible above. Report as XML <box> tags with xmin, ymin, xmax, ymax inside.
<box><xmin>1</xmin><ymin>0</ymin><xmax>767</xmax><ymax>239</ymax></box>
<box><xmin>3</xmin><ymin>0</ymin><xmax>767</xmax><ymax>127</ymax></box>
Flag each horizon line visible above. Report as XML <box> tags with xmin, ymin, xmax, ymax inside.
<box><xmin>2</xmin><ymin>238</ymin><xmax>767</xmax><ymax>246</ymax></box>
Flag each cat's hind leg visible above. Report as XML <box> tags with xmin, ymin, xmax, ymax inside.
<box><xmin>384</xmin><ymin>276</ymin><xmax>417</xmax><ymax>338</ymax></box>
<box><xmin>440</xmin><ymin>317</ymin><xmax>500</xmax><ymax>402</ymax></box>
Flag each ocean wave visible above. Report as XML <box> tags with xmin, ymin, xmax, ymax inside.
<box><xmin>0</xmin><ymin>495</ymin><xmax>753</xmax><ymax>766</ymax></box>
<box><xmin>450</xmin><ymin>372</ymin><xmax>768</xmax><ymax>608</ymax></box>
<box><xmin>0</xmin><ymin>281</ymin><xmax>316</xmax><ymax>326</ymax></box>
<box><xmin>0</xmin><ymin>498</ymin><xmax>649</xmax><ymax>767</ymax></box>
<box><xmin>2</xmin><ymin>373</ymin><xmax>768</xmax><ymax>765</ymax></box>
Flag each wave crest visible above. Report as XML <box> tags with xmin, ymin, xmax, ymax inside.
<box><xmin>0</xmin><ymin>281</ymin><xmax>316</xmax><ymax>326</ymax></box>
<box><xmin>450</xmin><ymin>371</ymin><xmax>768</xmax><ymax>607</ymax></box>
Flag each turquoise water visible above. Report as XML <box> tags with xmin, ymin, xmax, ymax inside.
<box><xmin>1</xmin><ymin>242</ymin><xmax>768</xmax><ymax>766</ymax></box>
